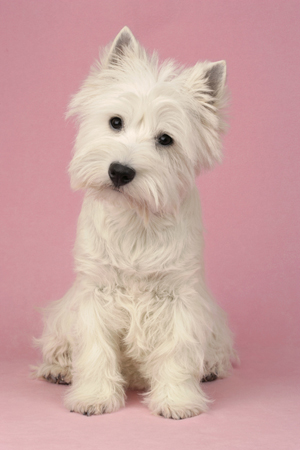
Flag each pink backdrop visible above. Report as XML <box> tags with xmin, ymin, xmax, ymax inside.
<box><xmin>0</xmin><ymin>1</ymin><xmax>299</xmax><ymax>449</ymax></box>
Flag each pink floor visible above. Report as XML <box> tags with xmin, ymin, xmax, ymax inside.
<box><xmin>1</xmin><ymin>345</ymin><xmax>299</xmax><ymax>450</ymax></box>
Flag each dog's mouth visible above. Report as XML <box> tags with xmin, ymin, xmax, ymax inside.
<box><xmin>111</xmin><ymin>186</ymin><xmax>122</xmax><ymax>193</ymax></box>
<box><xmin>96</xmin><ymin>183</ymin><xmax>168</xmax><ymax>223</ymax></box>
<box><xmin>95</xmin><ymin>182</ymin><xmax>123</xmax><ymax>193</ymax></box>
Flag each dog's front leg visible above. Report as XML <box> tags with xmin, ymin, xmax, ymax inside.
<box><xmin>64</xmin><ymin>284</ymin><xmax>125</xmax><ymax>416</ymax></box>
<box><xmin>143</xmin><ymin>295</ymin><xmax>210</xmax><ymax>419</ymax></box>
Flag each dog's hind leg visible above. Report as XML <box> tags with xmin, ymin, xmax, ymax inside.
<box><xmin>32</xmin><ymin>285</ymin><xmax>76</xmax><ymax>385</ymax></box>
<box><xmin>33</xmin><ymin>341</ymin><xmax>72</xmax><ymax>385</ymax></box>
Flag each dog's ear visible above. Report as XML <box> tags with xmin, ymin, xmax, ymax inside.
<box><xmin>107</xmin><ymin>27</ymin><xmax>139</xmax><ymax>66</ymax></box>
<box><xmin>183</xmin><ymin>60</ymin><xmax>227</xmax><ymax>105</ymax></box>
<box><xmin>181</xmin><ymin>60</ymin><xmax>228</xmax><ymax>170</ymax></box>
<box><xmin>67</xmin><ymin>27</ymin><xmax>139</xmax><ymax>120</ymax></box>
<box><xmin>204</xmin><ymin>60</ymin><xmax>226</xmax><ymax>100</ymax></box>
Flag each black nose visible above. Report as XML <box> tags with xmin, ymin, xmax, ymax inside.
<box><xmin>108</xmin><ymin>162</ymin><xmax>136</xmax><ymax>188</ymax></box>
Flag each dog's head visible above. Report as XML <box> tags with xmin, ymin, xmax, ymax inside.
<box><xmin>68</xmin><ymin>27</ymin><xmax>227</xmax><ymax>215</ymax></box>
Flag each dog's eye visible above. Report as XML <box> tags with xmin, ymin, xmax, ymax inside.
<box><xmin>110</xmin><ymin>117</ymin><xmax>123</xmax><ymax>130</ymax></box>
<box><xmin>157</xmin><ymin>134</ymin><xmax>173</xmax><ymax>146</ymax></box>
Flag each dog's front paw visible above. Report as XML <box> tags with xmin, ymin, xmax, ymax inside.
<box><xmin>65</xmin><ymin>386</ymin><xmax>125</xmax><ymax>416</ymax></box>
<box><xmin>68</xmin><ymin>401</ymin><xmax>117</xmax><ymax>416</ymax></box>
<box><xmin>154</xmin><ymin>403</ymin><xmax>205</xmax><ymax>420</ymax></box>
<box><xmin>146</xmin><ymin>383</ymin><xmax>209</xmax><ymax>419</ymax></box>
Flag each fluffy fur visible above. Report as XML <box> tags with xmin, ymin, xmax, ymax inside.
<box><xmin>33</xmin><ymin>27</ymin><xmax>236</xmax><ymax>419</ymax></box>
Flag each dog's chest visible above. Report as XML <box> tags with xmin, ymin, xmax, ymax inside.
<box><xmin>77</xmin><ymin>195</ymin><xmax>201</xmax><ymax>278</ymax></box>
<box><xmin>98</xmin><ymin>214</ymin><xmax>183</xmax><ymax>274</ymax></box>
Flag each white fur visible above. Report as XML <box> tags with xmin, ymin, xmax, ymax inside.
<box><xmin>33</xmin><ymin>27</ymin><xmax>236</xmax><ymax>419</ymax></box>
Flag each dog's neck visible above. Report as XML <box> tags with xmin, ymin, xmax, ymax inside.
<box><xmin>75</xmin><ymin>186</ymin><xmax>202</xmax><ymax>278</ymax></box>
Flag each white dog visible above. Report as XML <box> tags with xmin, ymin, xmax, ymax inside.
<box><xmin>33</xmin><ymin>27</ymin><xmax>235</xmax><ymax>419</ymax></box>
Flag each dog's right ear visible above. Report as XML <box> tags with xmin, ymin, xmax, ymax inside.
<box><xmin>67</xmin><ymin>27</ymin><xmax>140</xmax><ymax>120</ymax></box>
<box><xmin>107</xmin><ymin>27</ymin><xmax>139</xmax><ymax>66</ymax></box>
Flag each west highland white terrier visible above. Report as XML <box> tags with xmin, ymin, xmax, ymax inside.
<box><xmin>33</xmin><ymin>27</ymin><xmax>236</xmax><ymax>419</ymax></box>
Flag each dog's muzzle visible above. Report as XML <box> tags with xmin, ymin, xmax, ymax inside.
<box><xmin>108</xmin><ymin>162</ymin><xmax>136</xmax><ymax>188</ymax></box>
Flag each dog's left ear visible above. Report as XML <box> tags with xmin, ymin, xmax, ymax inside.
<box><xmin>181</xmin><ymin>60</ymin><xmax>228</xmax><ymax>169</ymax></box>
<box><xmin>183</xmin><ymin>60</ymin><xmax>227</xmax><ymax>106</ymax></box>
<box><xmin>107</xmin><ymin>26</ymin><xmax>139</xmax><ymax>66</ymax></box>
<box><xmin>204</xmin><ymin>60</ymin><xmax>226</xmax><ymax>100</ymax></box>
